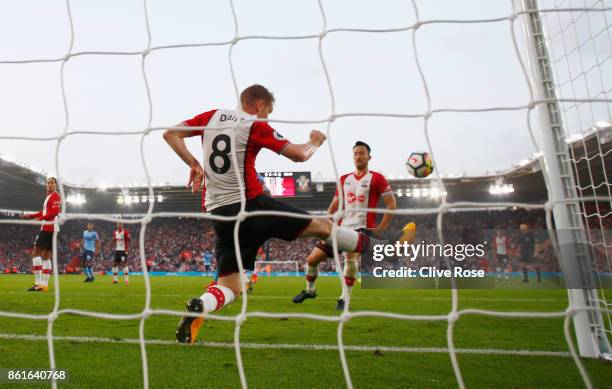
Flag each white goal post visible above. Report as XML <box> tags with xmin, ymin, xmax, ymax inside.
<box><xmin>254</xmin><ymin>260</ymin><xmax>299</xmax><ymax>274</ymax></box>
<box><xmin>515</xmin><ymin>0</ymin><xmax>612</xmax><ymax>360</ymax></box>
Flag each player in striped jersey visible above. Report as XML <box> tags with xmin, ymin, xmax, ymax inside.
<box><xmin>21</xmin><ymin>177</ymin><xmax>61</xmax><ymax>292</ymax></box>
<box><xmin>292</xmin><ymin>141</ymin><xmax>409</xmax><ymax>310</ymax></box>
<box><xmin>112</xmin><ymin>222</ymin><xmax>131</xmax><ymax>285</ymax></box>
<box><xmin>165</xmin><ymin>85</ymin><xmax>390</xmax><ymax>344</ymax></box>
<box><xmin>494</xmin><ymin>229</ymin><xmax>510</xmax><ymax>281</ymax></box>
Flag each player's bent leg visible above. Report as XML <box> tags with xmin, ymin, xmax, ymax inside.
<box><xmin>89</xmin><ymin>262</ymin><xmax>95</xmax><ymax>282</ymax></box>
<box><xmin>302</xmin><ymin>219</ymin><xmax>417</xmax><ymax>262</ymax></box>
<box><xmin>308</xmin><ymin>244</ymin><xmax>331</xmax><ymax>267</ymax></box>
<box><xmin>40</xmin><ymin>252</ymin><xmax>52</xmax><ymax>292</ymax></box>
<box><xmin>299</xmin><ymin>218</ymin><xmax>332</xmax><ymax>240</ymax></box>
<box><xmin>29</xmin><ymin>253</ymin><xmax>43</xmax><ymax>291</ymax></box>
<box><xmin>291</xmin><ymin>255</ymin><xmax>320</xmax><ymax>304</ymax></box>
<box><xmin>300</xmin><ymin>218</ymin><xmax>369</xmax><ymax>253</ymax></box>
<box><xmin>28</xmin><ymin>242</ymin><xmax>42</xmax><ymax>292</ymax></box>
<box><xmin>176</xmin><ymin>272</ymin><xmax>239</xmax><ymax>344</ymax></box>
<box><xmin>293</xmin><ymin>246</ymin><xmax>328</xmax><ymax>303</ymax></box>
<box><xmin>338</xmin><ymin>253</ymin><xmax>359</xmax><ymax>310</ymax></box>
<box><xmin>28</xmin><ymin>246</ymin><xmax>51</xmax><ymax>292</ymax></box>
<box><xmin>112</xmin><ymin>264</ymin><xmax>119</xmax><ymax>283</ymax></box>
<box><xmin>31</xmin><ymin>247</ymin><xmax>41</xmax><ymax>286</ymax></box>
<box><xmin>175</xmin><ymin>298</ymin><xmax>204</xmax><ymax>345</ymax></box>
<box><xmin>305</xmin><ymin>247</ymin><xmax>325</xmax><ymax>291</ymax></box>
<box><xmin>82</xmin><ymin>259</ymin><xmax>90</xmax><ymax>282</ymax></box>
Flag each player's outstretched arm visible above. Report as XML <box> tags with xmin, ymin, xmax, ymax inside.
<box><xmin>163</xmin><ymin>126</ymin><xmax>204</xmax><ymax>193</ymax></box>
<box><xmin>281</xmin><ymin>130</ymin><xmax>326</xmax><ymax>162</ymax></box>
<box><xmin>20</xmin><ymin>211</ymin><xmax>41</xmax><ymax>220</ymax></box>
<box><xmin>327</xmin><ymin>196</ymin><xmax>339</xmax><ymax>215</ymax></box>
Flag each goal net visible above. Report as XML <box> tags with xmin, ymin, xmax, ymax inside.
<box><xmin>0</xmin><ymin>0</ymin><xmax>611</xmax><ymax>388</ymax></box>
<box><xmin>538</xmin><ymin>0</ymin><xmax>612</xmax><ymax>342</ymax></box>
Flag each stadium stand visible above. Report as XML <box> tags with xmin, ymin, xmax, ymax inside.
<box><xmin>0</xmin><ymin>127</ymin><xmax>609</xmax><ymax>275</ymax></box>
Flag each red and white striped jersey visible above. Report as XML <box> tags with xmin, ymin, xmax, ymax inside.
<box><xmin>113</xmin><ymin>229</ymin><xmax>131</xmax><ymax>251</ymax></box>
<box><xmin>335</xmin><ymin>171</ymin><xmax>393</xmax><ymax>229</ymax></box>
<box><xmin>183</xmin><ymin>109</ymin><xmax>290</xmax><ymax>211</ymax></box>
<box><xmin>495</xmin><ymin>235</ymin><xmax>509</xmax><ymax>255</ymax></box>
<box><xmin>28</xmin><ymin>191</ymin><xmax>61</xmax><ymax>232</ymax></box>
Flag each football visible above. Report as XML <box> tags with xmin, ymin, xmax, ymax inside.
<box><xmin>406</xmin><ymin>152</ymin><xmax>434</xmax><ymax>178</ymax></box>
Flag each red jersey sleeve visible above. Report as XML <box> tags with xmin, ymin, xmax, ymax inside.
<box><xmin>182</xmin><ymin>109</ymin><xmax>217</xmax><ymax>137</ymax></box>
<box><xmin>250</xmin><ymin>122</ymin><xmax>290</xmax><ymax>154</ymax></box>
<box><xmin>373</xmin><ymin>172</ymin><xmax>393</xmax><ymax>197</ymax></box>
<box><xmin>27</xmin><ymin>212</ymin><xmax>42</xmax><ymax>219</ymax></box>
<box><xmin>334</xmin><ymin>174</ymin><xmax>348</xmax><ymax>197</ymax></box>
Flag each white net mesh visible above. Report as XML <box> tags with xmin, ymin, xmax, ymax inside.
<box><xmin>539</xmin><ymin>0</ymin><xmax>612</xmax><ymax>337</ymax></box>
<box><xmin>0</xmin><ymin>1</ymin><xmax>611</xmax><ymax>388</ymax></box>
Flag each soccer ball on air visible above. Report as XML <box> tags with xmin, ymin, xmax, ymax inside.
<box><xmin>406</xmin><ymin>152</ymin><xmax>434</xmax><ymax>178</ymax></box>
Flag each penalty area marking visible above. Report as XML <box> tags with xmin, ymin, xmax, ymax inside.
<box><xmin>0</xmin><ymin>333</ymin><xmax>572</xmax><ymax>358</ymax></box>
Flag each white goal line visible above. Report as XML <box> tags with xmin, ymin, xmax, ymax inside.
<box><xmin>0</xmin><ymin>333</ymin><xmax>572</xmax><ymax>358</ymax></box>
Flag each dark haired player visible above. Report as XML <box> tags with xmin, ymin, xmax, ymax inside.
<box><xmin>518</xmin><ymin>223</ymin><xmax>541</xmax><ymax>283</ymax></box>
<box><xmin>164</xmin><ymin>84</ymin><xmax>386</xmax><ymax>344</ymax></box>
<box><xmin>21</xmin><ymin>177</ymin><xmax>61</xmax><ymax>292</ymax></box>
<box><xmin>81</xmin><ymin>222</ymin><xmax>100</xmax><ymax>282</ymax></box>
<box><xmin>292</xmin><ymin>141</ymin><xmax>402</xmax><ymax>310</ymax></box>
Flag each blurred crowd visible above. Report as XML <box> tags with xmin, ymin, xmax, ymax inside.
<box><xmin>0</xmin><ymin>207</ymin><xmax>609</xmax><ymax>274</ymax></box>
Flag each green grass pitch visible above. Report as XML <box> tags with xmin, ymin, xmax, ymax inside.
<box><xmin>0</xmin><ymin>275</ymin><xmax>611</xmax><ymax>388</ymax></box>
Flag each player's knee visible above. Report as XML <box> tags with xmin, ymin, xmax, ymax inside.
<box><xmin>217</xmin><ymin>272</ymin><xmax>242</xmax><ymax>296</ymax></box>
<box><xmin>306</xmin><ymin>246</ymin><xmax>327</xmax><ymax>265</ymax></box>
<box><xmin>306</xmin><ymin>254</ymin><xmax>319</xmax><ymax>266</ymax></box>
<box><xmin>229</xmin><ymin>284</ymin><xmax>241</xmax><ymax>297</ymax></box>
